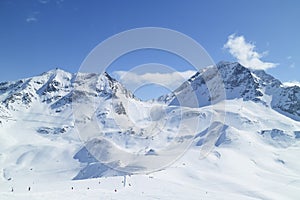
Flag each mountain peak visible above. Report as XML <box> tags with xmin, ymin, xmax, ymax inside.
<box><xmin>160</xmin><ymin>61</ymin><xmax>300</xmax><ymax>121</ymax></box>
<box><xmin>39</xmin><ymin>68</ymin><xmax>73</xmax><ymax>81</ymax></box>
<box><xmin>216</xmin><ymin>61</ymin><xmax>239</xmax><ymax>67</ymax></box>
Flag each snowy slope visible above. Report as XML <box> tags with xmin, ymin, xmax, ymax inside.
<box><xmin>0</xmin><ymin>63</ymin><xmax>300</xmax><ymax>200</ymax></box>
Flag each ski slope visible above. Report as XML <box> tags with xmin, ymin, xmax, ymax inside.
<box><xmin>1</xmin><ymin>99</ymin><xmax>300</xmax><ymax>200</ymax></box>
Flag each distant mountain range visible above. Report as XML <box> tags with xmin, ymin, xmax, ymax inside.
<box><xmin>1</xmin><ymin>61</ymin><xmax>299</xmax><ymax>122</ymax></box>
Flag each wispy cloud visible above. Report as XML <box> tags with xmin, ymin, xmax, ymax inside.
<box><xmin>289</xmin><ymin>63</ymin><xmax>295</xmax><ymax>68</ymax></box>
<box><xmin>38</xmin><ymin>0</ymin><xmax>50</xmax><ymax>4</ymax></box>
<box><xmin>38</xmin><ymin>0</ymin><xmax>65</xmax><ymax>5</ymax></box>
<box><xmin>113</xmin><ymin>70</ymin><xmax>197</xmax><ymax>92</ymax></box>
<box><xmin>56</xmin><ymin>0</ymin><xmax>65</xmax><ymax>6</ymax></box>
<box><xmin>283</xmin><ymin>81</ymin><xmax>300</xmax><ymax>87</ymax></box>
<box><xmin>26</xmin><ymin>11</ymin><xmax>39</xmax><ymax>23</ymax></box>
<box><xmin>286</xmin><ymin>56</ymin><xmax>295</xmax><ymax>68</ymax></box>
<box><xmin>26</xmin><ymin>16</ymin><xmax>38</xmax><ymax>23</ymax></box>
<box><xmin>224</xmin><ymin>34</ymin><xmax>278</xmax><ymax>70</ymax></box>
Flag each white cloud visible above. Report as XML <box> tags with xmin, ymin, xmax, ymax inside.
<box><xmin>26</xmin><ymin>11</ymin><xmax>39</xmax><ymax>23</ymax></box>
<box><xmin>26</xmin><ymin>17</ymin><xmax>38</xmax><ymax>23</ymax></box>
<box><xmin>224</xmin><ymin>34</ymin><xmax>278</xmax><ymax>70</ymax></box>
<box><xmin>289</xmin><ymin>63</ymin><xmax>295</xmax><ymax>68</ymax></box>
<box><xmin>38</xmin><ymin>0</ymin><xmax>50</xmax><ymax>4</ymax></box>
<box><xmin>113</xmin><ymin>70</ymin><xmax>197</xmax><ymax>92</ymax></box>
<box><xmin>283</xmin><ymin>81</ymin><xmax>300</xmax><ymax>87</ymax></box>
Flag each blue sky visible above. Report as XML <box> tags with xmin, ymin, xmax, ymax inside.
<box><xmin>0</xmin><ymin>0</ymin><xmax>299</xmax><ymax>99</ymax></box>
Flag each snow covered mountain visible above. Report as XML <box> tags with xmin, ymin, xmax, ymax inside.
<box><xmin>0</xmin><ymin>69</ymin><xmax>143</xmax><ymax>178</ymax></box>
<box><xmin>159</xmin><ymin>61</ymin><xmax>300</xmax><ymax>121</ymax></box>
<box><xmin>0</xmin><ymin>69</ymin><xmax>135</xmax><ymax>113</ymax></box>
<box><xmin>0</xmin><ymin>62</ymin><xmax>300</xmax><ymax>200</ymax></box>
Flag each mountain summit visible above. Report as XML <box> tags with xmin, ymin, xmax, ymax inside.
<box><xmin>159</xmin><ymin>61</ymin><xmax>300</xmax><ymax>121</ymax></box>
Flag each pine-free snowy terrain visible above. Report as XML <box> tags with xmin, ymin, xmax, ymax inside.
<box><xmin>0</xmin><ymin>62</ymin><xmax>300</xmax><ymax>200</ymax></box>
